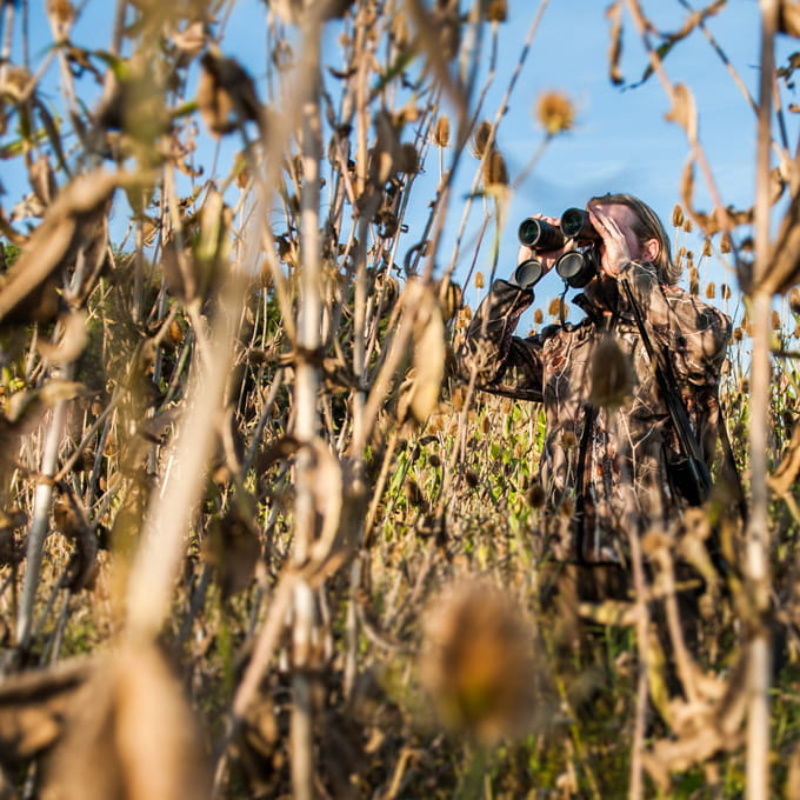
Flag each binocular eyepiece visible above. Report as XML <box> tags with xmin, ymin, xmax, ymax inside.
<box><xmin>555</xmin><ymin>248</ymin><xmax>599</xmax><ymax>289</ymax></box>
<box><xmin>513</xmin><ymin>258</ymin><xmax>543</xmax><ymax>290</ymax></box>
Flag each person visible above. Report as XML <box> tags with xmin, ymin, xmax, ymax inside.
<box><xmin>461</xmin><ymin>193</ymin><xmax>732</xmax><ymax>588</ymax></box>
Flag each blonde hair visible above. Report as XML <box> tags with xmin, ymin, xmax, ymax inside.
<box><xmin>590</xmin><ymin>193</ymin><xmax>679</xmax><ymax>285</ymax></box>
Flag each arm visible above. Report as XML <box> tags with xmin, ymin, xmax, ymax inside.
<box><xmin>459</xmin><ymin>278</ymin><xmax>546</xmax><ymax>402</ymax></box>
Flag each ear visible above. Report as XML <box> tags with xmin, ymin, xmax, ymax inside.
<box><xmin>641</xmin><ymin>238</ymin><xmax>659</xmax><ymax>263</ymax></box>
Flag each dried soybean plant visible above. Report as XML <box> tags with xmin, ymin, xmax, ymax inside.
<box><xmin>0</xmin><ymin>0</ymin><xmax>554</xmax><ymax>797</ymax></box>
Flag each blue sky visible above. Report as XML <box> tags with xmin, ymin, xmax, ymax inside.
<box><xmin>3</xmin><ymin>1</ymin><xmax>782</xmax><ymax>315</ymax></box>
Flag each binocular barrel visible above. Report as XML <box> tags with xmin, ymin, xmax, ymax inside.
<box><xmin>560</xmin><ymin>208</ymin><xmax>601</xmax><ymax>242</ymax></box>
<box><xmin>517</xmin><ymin>218</ymin><xmax>566</xmax><ymax>251</ymax></box>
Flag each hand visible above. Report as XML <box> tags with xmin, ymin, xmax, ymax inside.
<box><xmin>588</xmin><ymin>205</ymin><xmax>632</xmax><ymax>278</ymax></box>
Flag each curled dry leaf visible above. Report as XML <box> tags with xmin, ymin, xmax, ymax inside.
<box><xmin>769</xmin><ymin>422</ymin><xmax>800</xmax><ymax>496</ymax></box>
<box><xmin>37</xmin><ymin>310</ymin><xmax>89</xmax><ymax>365</ymax></box>
<box><xmin>0</xmin><ymin>170</ymin><xmax>118</xmax><ymax>324</ymax></box>
<box><xmin>171</xmin><ymin>20</ymin><xmax>207</xmax><ymax>61</ymax></box>
<box><xmin>779</xmin><ymin>0</ymin><xmax>800</xmax><ymax>36</ymax></box>
<box><xmin>6</xmin><ymin>380</ymin><xmax>86</xmax><ymax>428</ymax></box>
<box><xmin>197</xmin><ymin>51</ymin><xmax>263</xmax><ymax>137</ymax></box>
<box><xmin>53</xmin><ymin>485</ymin><xmax>99</xmax><ymax>593</ymax></box>
<box><xmin>760</xmin><ymin>185</ymin><xmax>800</xmax><ymax>294</ymax></box>
<box><xmin>201</xmin><ymin>497</ymin><xmax>261</xmax><ymax>599</ymax></box>
<box><xmin>606</xmin><ymin>1</ymin><xmax>624</xmax><ymax>85</ymax></box>
<box><xmin>0</xmin><ymin>658</ymin><xmax>93</xmax><ymax>764</ymax></box>
<box><xmin>664</xmin><ymin>83</ymin><xmax>698</xmax><ymax>141</ymax></box>
<box><xmin>42</xmin><ymin>638</ymin><xmax>211</xmax><ymax>800</ymax></box>
<box><xmin>304</xmin><ymin>438</ymin><xmax>344</xmax><ymax>564</ymax></box>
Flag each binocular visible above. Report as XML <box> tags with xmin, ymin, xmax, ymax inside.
<box><xmin>514</xmin><ymin>208</ymin><xmax>601</xmax><ymax>290</ymax></box>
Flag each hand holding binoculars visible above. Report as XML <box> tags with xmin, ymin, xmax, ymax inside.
<box><xmin>513</xmin><ymin>208</ymin><xmax>600</xmax><ymax>290</ymax></box>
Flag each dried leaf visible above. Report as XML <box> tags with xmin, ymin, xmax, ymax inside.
<box><xmin>664</xmin><ymin>83</ymin><xmax>697</xmax><ymax>141</ymax></box>
<box><xmin>305</xmin><ymin>438</ymin><xmax>344</xmax><ymax>563</ymax></box>
<box><xmin>197</xmin><ymin>51</ymin><xmax>262</xmax><ymax>137</ymax></box>
<box><xmin>54</xmin><ymin>486</ymin><xmax>99</xmax><ymax>592</ymax></box>
<box><xmin>171</xmin><ymin>20</ymin><xmax>207</xmax><ymax>61</ymax></box>
<box><xmin>779</xmin><ymin>0</ymin><xmax>800</xmax><ymax>36</ymax></box>
<box><xmin>37</xmin><ymin>310</ymin><xmax>89</xmax><ymax>365</ymax></box>
<box><xmin>405</xmin><ymin>281</ymin><xmax>445</xmax><ymax>424</ymax></box>
<box><xmin>6</xmin><ymin>379</ymin><xmax>85</xmax><ymax>427</ymax></box>
<box><xmin>0</xmin><ymin>170</ymin><xmax>118</xmax><ymax>323</ymax></box>
<box><xmin>607</xmin><ymin>1</ymin><xmax>624</xmax><ymax>85</ymax></box>
<box><xmin>769</xmin><ymin>422</ymin><xmax>800</xmax><ymax>496</ymax></box>
<box><xmin>0</xmin><ymin>659</ymin><xmax>93</xmax><ymax>763</ymax></box>
<box><xmin>43</xmin><ymin>639</ymin><xmax>211</xmax><ymax>800</ymax></box>
<box><xmin>201</xmin><ymin>498</ymin><xmax>261</xmax><ymax>598</ymax></box>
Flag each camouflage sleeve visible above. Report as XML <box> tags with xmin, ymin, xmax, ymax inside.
<box><xmin>460</xmin><ymin>279</ymin><xmax>545</xmax><ymax>401</ymax></box>
<box><xmin>617</xmin><ymin>260</ymin><xmax>732</xmax><ymax>386</ymax></box>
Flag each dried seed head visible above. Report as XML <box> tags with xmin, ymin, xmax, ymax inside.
<box><xmin>720</xmin><ymin>233</ymin><xmax>732</xmax><ymax>254</ymax></box>
<box><xmin>548</xmin><ymin>297</ymin><xmax>566</xmax><ymax>319</ymax></box>
<box><xmin>472</xmin><ymin>121</ymin><xmax>494</xmax><ymax>158</ymax></box>
<box><xmin>705</xmin><ymin>282</ymin><xmax>716</xmax><ymax>299</ymax></box>
<box><xmin>433</xmin><ymin>116</ymin><xmax>451</xmax><ymax>147</ymax></box>
<box><xmin>671</xmin><ymin>204</ymin><xmax>685</xmax><ymax>228</ymax></box>
<box><xmin>474</xmin><ymin>271</ymin><xmax>485</xmax><ymax>289</ymax></box>
<box><xmin>702</xmin><ymin>238</ymin><xmax>712</xmax><ymax>258</ymax></box>
<box><xmin>789</xmin><ymin>287</ymin><xmax>800</xmax><ymax>315</ymax></box>
<box><xmin>535</xmin><ymin>91</ymin><xmax>575</xmax><ymax>136</ymax></box>
<box><xmin>589</xmin><ymin>336</ymin><xmax>633</xmax><ymax>409</ymax></box>
<box><xmin>483</xmin><ymin>0</ymin><xmax>508</xmax><ymax>22</ymax></box>
<box><xmin>683</xmin><ymin>218</ymin><xmax>693</xmax><ymax>233</ymax></box>
<box><xmin>721</xmin><ymin>283</ymin><xmax>731</xmax><ymax>300</ymax></box>
<box><xmin>526</xmin><ymin>481</ymin><xmax>546</xmax><ymax>508</ymax></box>
<box><xmin>483</xmin><ymin>149</ymin><xmax>508</xmax><ymax>187</ymax></box>
<box><xmin>397</xmin><ymin>143</ymin><xmax>420</xmax><ymax>174</ymax></box>
<box><xmin>419</xmin><ymin>578</ymin><xmax>538</xmax><ymax>744</ymax></box>
<box><xmin>533</xmin><ymin>308</ymin><xmax>543</xmax><ymax>324</ymax></box>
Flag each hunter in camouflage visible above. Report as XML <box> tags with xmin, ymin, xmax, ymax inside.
<box><xmin>462</xmin><ymin>194</ymin><xmax>732</xmax><ymax>566</ymax></box>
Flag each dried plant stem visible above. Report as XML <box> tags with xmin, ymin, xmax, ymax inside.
<box><xmin>16</xmin><ymin>396</ymin><xmax>69</xmax><ymax>649</ymax></box>
<box><xmin>124</xmin><ymin>271</ymin><xmax>245</xmax><ymax>637</ymax></box>
<box><xmin>624</xmin><ymin>481</ymin><xmax>649</xmax><ymax>800</ymax></box>
<box><xmin>290</xmin><ymin>44</ymin><xmax>325</xmax><ymax>795</ymax></box>
<box><xmin>744</xmin><ymin>3</ymin><xmax>779</xmax><ymax>798</ymax></box>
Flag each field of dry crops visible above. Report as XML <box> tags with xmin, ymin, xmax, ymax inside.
<box><xmin>0</xmin><ymin>1</ymin><xmax>799</xmax><ymax>798</ymax></box>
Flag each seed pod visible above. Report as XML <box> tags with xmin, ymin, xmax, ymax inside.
<box><xmin>433</xmin><ymin>116</ymin><xmax>450</xmax><ymax>147</ymax></box>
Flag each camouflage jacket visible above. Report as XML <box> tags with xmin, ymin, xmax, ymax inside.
<box><xmin>462</xmin><ymin>260</ymin><xmax>732</xmax><ymax>564</ymax></box>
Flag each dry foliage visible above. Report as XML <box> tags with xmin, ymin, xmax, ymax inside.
<box><xmin>0</xmin><ymin>2</ymin><xmax>796</xmax><ymax>799</ymax></box>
